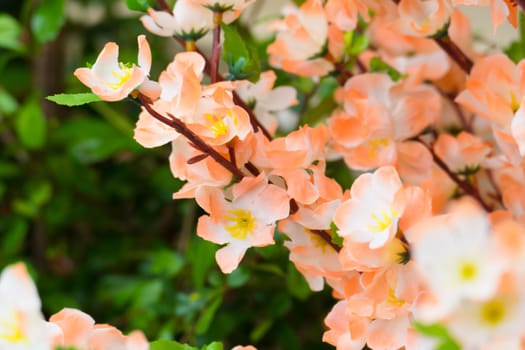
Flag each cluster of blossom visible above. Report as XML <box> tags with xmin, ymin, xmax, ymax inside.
<box><xmin>48</xmin><ymin>0</ymin><xmax>525</xmax><ymax>349</ymax></box>
<box><xmin>0</xmin><ymin>263</ymin><xmax>256</xmax><ymax>349</ymax></box>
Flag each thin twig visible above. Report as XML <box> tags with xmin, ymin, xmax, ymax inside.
<box><xmin>137</xmin><ymin>94</ymin><xmax>246</xmax><ymax>179</ymax></box>
<box><xmin>434</xmin><ymin>36</ymin><xmax>473</xmax><ymax>74</ymax></box>
<box><xmin>210</xmin><ymin>12</ymin><xmax>223</xmax><ymax>83</ymax></box>
<box><xmin>415</xmin><ymin>138</ymin><xmax>492</xmax><ymax>211</ymax></box>
<box><xmin>311</xmin><ymin>229</ymin><xmax>341</xmax><ymax>252</ymax></box>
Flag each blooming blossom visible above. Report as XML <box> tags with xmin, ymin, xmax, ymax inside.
<box><xmin>196</xmin><ymin>174</ymin><xmax>290</xmax><ymax>273</ymax></box>
<box><xmin>75</xmin><ymin>35</ymin><xmax>156</xmax><ymax>102</ymax></box>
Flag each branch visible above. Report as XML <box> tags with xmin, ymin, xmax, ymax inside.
<box><xmin>434</xmin><ymin>36</ymin><xmax>473</xmax><ymax>74</ymax></box>
<box><xmin>415</xmin><ymin>138</ymin><xmax>493</xmax><ymax>212</ymax></box>
<box><xmin>210</xmin><ymin>12</ymin><xmax>223</xmax><ymax>83</ymax></box>
<box><xmin>137</xmin><ymin>94</ymin><xmax>246</xmax><ymax>179</ymax></box>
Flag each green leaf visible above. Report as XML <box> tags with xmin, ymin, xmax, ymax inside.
<box><xmin>125</xmin><ymin>0</ymin><xmax>156</xmax><ymax>12</ymax></box>
<box><xmin>300</xmin><ymin>96</ymin><xmax>337</xmax><ymax>126</ymax></box>
<box><xmin>330</xmin><ymin>222</ymin><xmax>343</xmax><ymax>248</ymax></box>
<box><xmin>2</xmin><ymin>218</ymin><xmax>28</xmax><ymax>257</ymax></box>
<box><xmin>201</xmin><ymin>342</ymin><xmax>223</xmax><ymax>350</ymax></box>
<box><xmin>349</xmin><ymin>33</ymin><xmax>369</xmax><ymax>56</ymax></box>
<box><xmin>0</xmin><ymin>88</ymin><xmax>19</xmax><ymax>115</ymax></box>
<box><xmin>412</xmin><ymin>322</ymin><xmax>461</xmax><ymax>350</ymax></box>
<box><xmin>187</xmin><ymin>237</ymin><xmax>218</xmax><ymax>289</ymax></box>
<box><xmin>222</xmin><ymin>23</ymin><xmax>260</xmax><ymax>82</ymax></box>
<box><xmin>15</xmin><ymin>97</ymin><xmax>46</xmax><ymax>149</ymax></box>
<box><xmin>369</xmin><ymin>57</ymin><xmax>407</xmax><ymax>82</ymax></box>
<box><xmin>31</xmin><ymin>0</ymin><xmax>66</xmax><ymax>43</ymax></box>
<box><xmin>52</xmin><ymin>118</ymin><xmax>139</xmax><ymax>163</ymax></box>
<box><xmin>150</xmin><ymin>340</ymin><xmax>197</xmax><ymax>350</ymax></box>
<box><xmin>46</xmin><ymin>93</ymin><xmax>102</xmax><ymax>107</ymax></box>
<box><xmin>145</xmin><ymin>250</ymin><xmax>185</xmax><ymax>278</ymax></box>
<box><xmin>226</xmin><ymin>266</ymin><xmax>250</xmax><ymax>287</ymax></box>
<box><xmin>286</xmin><ymin>263</ymin><xmax>311</xmax><ymax>300</ymax></box>
<box><xmin>195</xmin><ymin>296</ymin><xmax>223</xmax><ymax>335</ymax></box>
<box><xmin>0</xmin><ymin>14</ymin><xmax>24</xmax><ymax>51</ymax></box>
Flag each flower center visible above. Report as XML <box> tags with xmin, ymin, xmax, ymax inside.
<box><xmin>510</xmin><ymin>91</ymin><xmax>520</xmax><ymax>113</ymax></box>
<box><xmin>108</xmin><ymin>63</ymin><xmax>133</xmax><ymax>90</ymax></box>
<box><xmin>387</xmin><ymin>288</ymin><xmax>405</xmax><ymax>307</ymax></box>
<box><xmin>368</xmin><ymin>205</ymin><xmax>399</xmax><ymax>233</ymax></box>
<box><xmin>459</xmin><ymin>261</ymin><xmax>478</xmax><ymax>281</ymax></box>
<box><xmin>368</xmin><ymin>138</ymin><xmax>390</xmax><ymax>158</ymax></box>
<box><xmin>224</xmin><ymin>208</ymin><xmax>256</xmax><ymax>240</ymax></box>
<box><xmin>204</xmin><ymin>110</ymin><xmax>237</xmax><ymax>137</ymax></box>
<box><xmin>0</xmin><ymin>310</ymin><xmax>26</xmax><ymax>343</ymax></box>
<box><xmin>480</xmin><ymin>299</ymin><xmax>506</xmax><ymax>326</ymax></box>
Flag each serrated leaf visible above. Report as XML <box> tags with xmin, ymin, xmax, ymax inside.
<box><xmin>31</xmin><ymin>0</ymin><xmax>65</xmax><ymax>43</ymax></box>
<box><xmin>15</xmin><ymin>98</ymin><xmax>46</xmax><ymax>149</ymax></box>
<box><xmin>46</xmin><ymin>93</ymin><xmax>102</xmax><ymax>107</ymax></box>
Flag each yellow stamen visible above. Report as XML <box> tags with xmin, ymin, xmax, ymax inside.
<box><xmin>307</xmin><ymin>229</ymin><xmax>328</xmax><ymax>253</ymax></box>
<box><xmin>368</xmin><ymin>138</ymin><xmax>390</xmax><ymax>159</ymax></box>
<box><xmin>480</xmin><ymin>298</ymin><xmax>506</xmax><ymax>326</ymax></box>
<box><xmin>205</xmin><ymin>113</ymin><xmax>228</xmax><ymax>137</ymax></box>
<box><xmin>107</xmin><ymin>63</ymin><xmax>133</xmax><ymax>90</ymax></box>
<box><xmin>459</xmin><ymin>261</ymin><xmax>478</xmax><ymax>281</ymax></box>
<box><xmin>0</xmin><ymin>310</ymin><xmax>26</xmax><ymax>343</ymax></box>
<box><xmin>387</xmin><ymin>288</ymin><xmax>405</xmax><ymax>307</ymax></box>
<box><xmin>224</xmin><ymin>208</ymin><xmax>256</xmax><ymax>240</ymax></box>
<box><xmin>368</xmin><ymin>205</ymin><xmax>399</xmax><ymax>233</ymax></box>
<box><xmin>510</xmin><ymin>91</ymin><xmax>520</xmax><ymax>112</ymax></box>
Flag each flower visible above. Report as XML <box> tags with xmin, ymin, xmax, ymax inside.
<box><xmin>409</xmin><ymin>199</ymin><xmax>505</xmax><ymax>321</ymax></box>
<box><xmin>74</xmin><ymin>35</ymin><xmax>153</xmax><ymax>102</ymax></box>
<box><xmin>141</xmin><ymin>0</ymin><xmax>213</xmax><ymax>40</ymax></box>
<box><xmin>196</xmin><ymin>174</ymin><xmax>289</xmax><ymax>273</ymax></box>
<box><xmin>333</xmin><ymin>166</ymin><xmax>406</xmax><ymax>249</ymax></box>
<box><xmin>0</xmin><ymin>263</ymin><xmax>53</xmax><ymax>350</ymax></box>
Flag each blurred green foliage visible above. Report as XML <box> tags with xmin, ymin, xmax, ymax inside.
<box><xmin>0</xmin><ymin>1</ymin><xmax>334</xmax><ymax>349</ymax></box>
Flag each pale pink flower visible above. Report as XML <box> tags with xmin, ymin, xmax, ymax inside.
<box><xmin>75</xmin><ymin>35</ymin><xmax>155</xmax><ymax>102</ymax></box>
<box><xmin>235</xmin><ymin>71</ymin><xmax>298</xmax><ymax>135</ymax></box>
<box><xmin>141</xmin><ymin>0</ymin><xmax>213</xmax><ymax>39</ymax></box>
<box><xmin>267</xmin><ymin>0</ymin><xmax>334</xmax><ymax>77</ymax></box>
<box><xmin>333</xmin><ymin>166</ymin><xmax>406</xmax><ymax>249</ymax></box>
<box><xmin>396</xmin><ymin>0</ymin><xmax>453</xmax><ymax>37</ymax></box>
<box><xmin>323</xmin><ymin>300</ymin><xmax>368</xmax><ymax>350</ymax></box>
<box><xmin>409</xmin><ymin>199</ymin><xmax>505</xmax><ymax>321</ymax></box>
<box><xmin>50</xmin><ymin>308</ymin><xmax>149</xmax><ymax>350</ymax></box>
<box><xmin>196</xmin><ymin>174</ymin><xmax>289</xmax><ymax>273</ymax></box>
<box><xmin>0</xmin><ymin>263</ymin><xmax>54</xmax><ymax>349</ymax></box>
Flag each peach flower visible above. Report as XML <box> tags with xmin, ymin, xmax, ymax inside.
<box><xmin>75</xmin><ymin>35</ymin><xmax>155</xmax><ymax>102</ymax></box>
<box><xmin>196</xmin><ymin>174</ymin><xmax>289</xmax><ymax>273</ymax></box>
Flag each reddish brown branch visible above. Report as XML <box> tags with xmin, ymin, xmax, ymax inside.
<box><xmin>312</xmin><ymin>229</ymin><xmax>341</xmax><ymax>252</ymax></box>
<box><xmin>157</xmin><ymin>0</ymin><xmax>172</xmax><ymax>14</ymax></box>
<box><xmin>434</xmin><ymin>36</ymin><xmax>473</xmax><ymax>74</ymax></box>
<box><xmin>137</xmin><ymin>94</ymin><xmax>246</xmax><ymax>179</ymax></box>
<box><xmin>416</xmin><ymin>138</ymin><xmax>492</xmax><ymax>211</ymax></box>
<box><xmin>210</xmin><ymin>12</ymin><xmax>223</xmax><ymax>83</ymax></box>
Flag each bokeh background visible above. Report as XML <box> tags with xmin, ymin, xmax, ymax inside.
<box><xmin>0</xmin><ymin>0</ymin><xmax>518</xmax><ymax>349</ymax></box>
